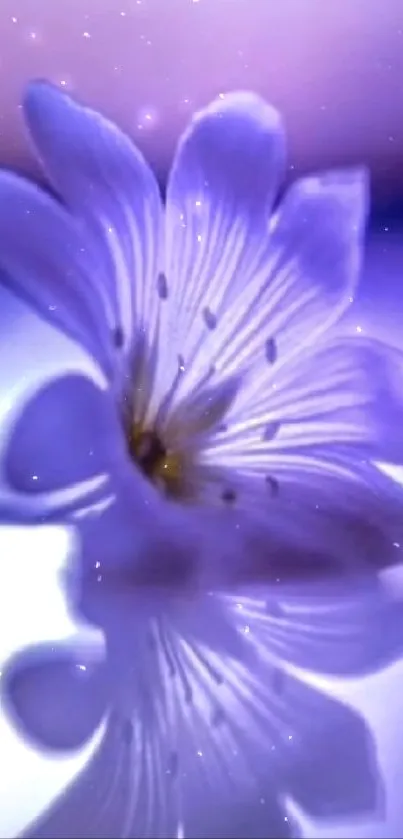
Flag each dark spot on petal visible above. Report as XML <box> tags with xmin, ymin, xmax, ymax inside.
<box><xmin>112</xmin><ymin>325</ymin><xmax>124</xmax><ymax>348</ymax></box>
<box><xmin>263</xmin><ymin>421</ymin><xmax>281</xmax><ymax>441</ymax></box>
<box><xmin>184</xmin><ymin>682</ymin><xmax>194</xmax><ymax>705</ymax></box>
<box><xmin>203</xmin><ymin>306</ymin><xmax>217</xmax><ymax>330</ymax></box>
<box><xmin>157</xmin><ymin>271</ymin><xmax>169</xmax><ymax>300</ymax></box>
<box><xmin>178</xmin><ymin>354</ymin><xmax>185</xmax><ymax>372</ymax></box>
<box><xmin>121</xmin><ymin>719</ymin><xmax>133</xmax><ymax>745</ymax></box>
<box><xmin>222</xmin><ymin>488</ymin><xmax>237</xmax><ymax>504</ymax></box>
<box><xmin>217</xmin><ymin>422</ymin><xmax>228</xmax><ymax>433</ymax></box>
<box><xmin>266</xmin><ymin>475</ymin><xmax>280</xmax><ymax>497</ymax></box>
<box><xmin>167</xmin><ymin>750</ymin><xmax>179</xmax><ymax>778</ymax></box>
<box><xmin>265</xmin><ymin>337</ymin><xmax>277</xmax><ymax>364</ymax></box>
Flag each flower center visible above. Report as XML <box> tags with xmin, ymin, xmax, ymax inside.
<box><xmin>128</xmin><ymin>423</ymin><xmax>184</xmax><ymax>498</ymax></box>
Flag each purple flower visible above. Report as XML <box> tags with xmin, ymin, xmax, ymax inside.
<box><xmin>1</xmin><ymin>83</ymin><xmax>403</xmax><ymax>584</ymax></box>
<box><xmin>1</xmin><ymin>83</ymin><xmax>403</xmax><ymax>837</ymax></box>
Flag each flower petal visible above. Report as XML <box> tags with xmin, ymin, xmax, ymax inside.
<box><xmin>24</xmin><ymin>81</ymin><xmax>163</xmax><ymax>371</ymax></box>
<box><xmin>161</xmin><ymin>94</ymin><xmax>366</xmax><ymax>417</ymax></box>
<box><xmin>210</xmin><ymin>169</ymin><xmax>367</xmax><ymax>390</ymax></box>
<box><xmin>228</xmin><ymin>577</ymin><xmax>403</xmax><ymax>678</ymax></box>
<box><xmin>205</xmin><ymin>336</ymin><xmax>403</xmax><ymax>469</ymax></box>
<box><xmin>4</xmin><ymin>374</ymin><xmax>123</xmax><ymax>519</ymax></box>
<box><xmin>184</xmin><ymin>456</ymin><xmax>403</xmax><ymax>586</ymax></box>
<box><xmin>214</xmin><ymin>168</ymin><xmax>368</xmax><ymax>381</ymax></box>
<box><xmin>2</xmin><ymin>641</ymin><xmax>108</xmax><ymax>753</ymax></box>
<box><xmin>185</xmin><ymin>337</ymin><xmax>403</xmax><ymax>579</ymax></box>
<box><xmin>22</xmin><ymin>587</ymin><xmax>382</xmax><ymax>837</ymax></box>
<box><xmin>0</xmin><ymin>289</ymin><xmax>116</xmax><ymax>523</ymax></box>
<box><xmin>148</xmin><ymin>92</ymin><xmax>285</xmax><ymax>419</ymax></box>
<box><xmin>0</xmin><ymin>173</ymin><xmax>113</xmax><ymax>375</ymax></box>
<box><xmin>281</xmin><ymin>679</ymin><xmax>381</xmax><ymax>820</ymax></box>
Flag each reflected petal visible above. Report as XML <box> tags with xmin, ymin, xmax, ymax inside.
<box><xmin>223</xmin><ymin>578</ymin><xmax>403</xmax><ymax>678</ymax></box>
<box><xmin>2</xmin><ymin>642</ymin><xmax>108</xmax><ymax>753</ymax></box>
<box><xmin>282</xmin><ymin>679</ymin><xmax>382</xmax><ymax>820</ymax></box>
<box><xmin>21</xmin><ymin>581</ymin><xmax>383</xmax><ymax>837</ymax></box>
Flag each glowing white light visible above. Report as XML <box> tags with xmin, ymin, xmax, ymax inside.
<box><xmin>0</xmin><ymin>524</ymin><xmax>105</xmax><ymax>837</ymax></box>
<box><xmin>377</xmin><ymin>461</ymin><xmax>403</xmax><ymax>487</ymax></box>
<box><xmin>0</xmin><ymin>525</ymin><xmax>103</xmax><ymax>660</ymax></box>
<box><xmin>137</xmin><ymin>106</ymin><xmax>158</xmax><ymax>131</ymax></box>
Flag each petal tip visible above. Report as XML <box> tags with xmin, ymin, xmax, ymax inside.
<box><xmin>323</xmin><ymin>165</ymin><xmax>369</xmax><ymax>195</ymax></box>
<box><xmin>23</xmin><ymin>78</ymin><xmax>61</xmax><ymax>124</ymax></box>
<box><xmin>331</xmin><ymin>166</ymin><xmax>370</xmax><ymax>227</ymax></box>
<box><xmin>305</xmin><ymin>165</ymin><xmax>368</xmax><ymax>194</ymax></box>
<box><xmin>297</xmin><ymin>166</ymin><xmax>370</xmax><ymax>230</ymax></box>
<box><xmin>24</xmin><ymin>77</ymin><xmax>57</xmax><ymax>105</ymax></box>
<box><xmin>23</xmin><ymin>78</ymin><xmax>78</xmax><ymax>129</ymax></box>
<box><xmin>195</xmin><ymin>90</ymin><xmax>284</xmax><ymax>137</ymax></box>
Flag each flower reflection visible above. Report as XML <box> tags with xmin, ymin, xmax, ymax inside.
<box><xmin>8</xmin><ymin>575</ymin><xmax>403</xmax><ymax>838</ymax></box>
<box><xmin>0</xmin><ymin>83</ymin><xmax>403</xmax><ymax>836</ymax></box>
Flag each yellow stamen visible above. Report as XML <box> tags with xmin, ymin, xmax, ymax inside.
<box><xmin>129</xmin><ymin>423</ymin><xmax>184</xmax><ymax>497</ymax></box>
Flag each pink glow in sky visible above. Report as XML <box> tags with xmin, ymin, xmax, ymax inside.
<box><xmin>0</xmin><ymin>0</ymin><xmax>402</xmax><ymax>206</ymax></box>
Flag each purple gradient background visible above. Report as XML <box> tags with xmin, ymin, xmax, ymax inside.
<box><xmin>0</xmin><ymin>0</ymin><xmax>402</xmax><ymax>208</ymax></box>
<box><xmin>1</xmin><ymin>1</ymin><xmax>403</xmax><ymax>837</ymax></box>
